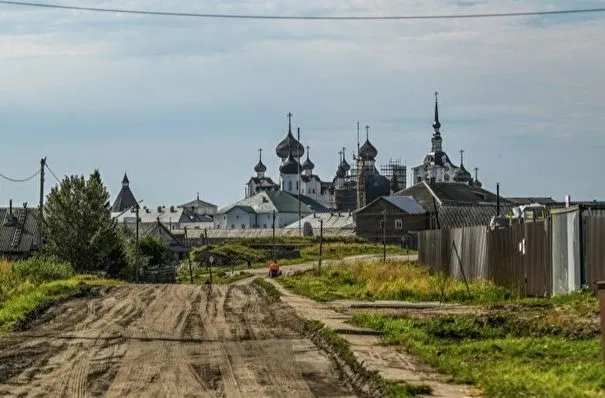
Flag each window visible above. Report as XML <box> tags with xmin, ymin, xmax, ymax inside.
<box><xmin>231</xmin><ymin>224</ymin><xmax>235</xmax><ymax>229</ymax></box>
<box><xmin>241</xmin><ymin>224</ymin><xmax>246</xmax><ymax>229</ymax></box>
<box><xmin>395</xmin><ymin>219</ymin><xmax>403</xmax><ymax>229</ymax></box>
<box><xmin>379</xmin><ymin>220</ymin><xmax>385</xmax><ymax>229</ymax></box>
<box><xmin>444</xmin><ymin>174</ymin><xmax>450</xmax><ymax>182</ymax></box>
<box><xmin>416</xmin><ymin>177</ymin><xmax>421</xmax><ymax>183</ymax></box>
<box><xmin>288</xmin><ymin>181</ymin><xmax>293</xmax><ymax>191</ymax></box>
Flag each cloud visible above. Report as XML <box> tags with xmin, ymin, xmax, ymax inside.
<box><xmin>0</xmin><ymin>0</ymin><xmax>603</xmax><ymax>204</ymax></box>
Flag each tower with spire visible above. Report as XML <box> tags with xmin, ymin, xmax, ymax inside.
<box><xmin>411</xmin><ymin>91</ymin><xmax>477</xmax><ymax>185</ymax></box>
<box><xmin>111</xmin><ymin>173</ymin><xmax>138</xmax><ymax>212</ymax></box>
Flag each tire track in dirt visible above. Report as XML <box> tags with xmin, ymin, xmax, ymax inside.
<box><xmin>0</xmin><ymin>284</ymin><xmax>357</xmax><ymax>398</ymax></box>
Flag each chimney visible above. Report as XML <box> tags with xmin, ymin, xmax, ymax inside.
<box><xmin>157</xmin><ymin>206</ymin><xmax>162</xmax><ymax>213</ymax></box>
<box><xmin>9</xmin><ymin>199</ymin><xmax>12</xmax><ymax>215</ymax></box>
<box><xmin>23</xmin><ymin>202</ymin><xmax>27</xmax><ymax>209</ymax></box>
<box><xmin>565</xmin><ymin>194</ymin><xmax>571</xmax><ymax>208</ymax></box>
<box><xmin>170</xmin><ymin>205</ymin><xmax>175</xmax><ymax>212</ymax></box>
<box><xmin>496</xmin><ymin>183</ymin><xmax>500</xmax><ymax>216</ymax></box>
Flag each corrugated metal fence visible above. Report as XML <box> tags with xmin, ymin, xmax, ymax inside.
<box><xmin>418</xmin><ymin>206</ymin><xmax>604</xmax><ymax>297</ymax></box>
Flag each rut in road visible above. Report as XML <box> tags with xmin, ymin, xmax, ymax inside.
<box><xmin>0</xmin><ymin>284</ymin><xmax>356</xmax><ymax>398</ymax></box>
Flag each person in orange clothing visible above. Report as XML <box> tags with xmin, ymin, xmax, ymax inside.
<box><xmin>268</xmin><ymin>259</ymin><xmax>282</xmax><ymax>278</ymax></box>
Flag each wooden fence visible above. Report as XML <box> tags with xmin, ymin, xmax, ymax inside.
<box><xmin>585</xmin><ymin>216</ymin><xmax>605</xmax><ymax>289</ymax></box>
<box><xmin>417</xmin><ymin>219</ymin><xmax>581</xmax><ymax>297</ymax></box>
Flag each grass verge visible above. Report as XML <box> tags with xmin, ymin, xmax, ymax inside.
<box><xmin>252</xmin><ymin>277</ymin><xmax>430</xmax><ymax>397</ymax></box>
<box><xmin>252</xmin><ymin>278</ymin><xmax>281</xmax><ymax>301</ymax></box>
<box><xmin>0</xmin><ymin>274</ymin><xmax>122</xmax><ymax>333</ymax></box>
<box><xmin>302</xmin><ymin>320</ymin><xmax>432</xmax><ymax>398</ymax></box>
<box><xmin>352</xmin><ymin>297</ymin><xmax>604</xmax><ymax>398</ymax></box>
<box><xmin>280</xmin><ymin>260</ymin><xmax>510</xmax><ymax>303</ymax></box>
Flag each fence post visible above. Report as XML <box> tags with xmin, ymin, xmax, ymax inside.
<box><xmin>598</xmin><ymin>281</ymin><xmax>605</xmax><ymax>364</ymax></box>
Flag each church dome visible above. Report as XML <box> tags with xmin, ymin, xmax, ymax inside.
<box><xmin>279</xmin><ymin>152</ymin><xmax>301</xmax><ymax>175</ymax></box>
<box><xmin>454</xmin><ymin>165</ymin><xmax>473</xmax><ymax>183</ymax></box>
<box><xmin>359</xmin><ymin>139</ymin><xmax>378</xmax><ymax>159</ymax></box>
<box><xmin>254</xmin><ymin>160</ymin><xmax>267</xmax><ymax>173</ymax></box>
<box><xmin>473</xmin><ymin>179</ymin><xmax>482</xmax><ymax>188</ymax></box>
<box><xmin>276</xmin><ymin>132</ymin><xmax>304</xmax><ymax>159</ymax></box>
<box><xmin>302</xmin><ymin>157</ymin><xmax>315</xmax><ymax>171</ymax></box>
<box><xmin>336</xmin><ymin>165</ymin><xmax>346</xmax><ymax>179</ymax></box>
<box><xmin>340</xmin><ymin>157</ymin><xmax>351</xmax><ymax>172</ymax></box>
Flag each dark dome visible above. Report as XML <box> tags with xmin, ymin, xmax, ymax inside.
<box><xmin>454</xmin><ymin>165</ymin><xmax>473</xmax><ymax>182</ymax></box>
<box><xmin>279</xmin><ymin>152</ymin><xmax>301</xmax><ymax>175</ymax></box>
<box><xmin>473</xmin><ymin>179</ymin><xmax>482</xmax><ymax>188</ymax></box>
<box><xmin>340</xmin><ymin>157</ymin><xmax>351</xmax><ymax>172</ymax></box>
<box><xmin>359</xmin><ymin>139</ymin><xmax>378</xmax><ymax>159</ymax></box>
<box><xmin>254</xmin><ymin>160</ymin><xmax>267</xmax><ymax>173</ymax></box>
<box><xmin>276</xmin><ymin>132</ymin><xmax>304</xmax><ymax>159</ymax></box>
<box><xmin>302</xmin><ymin>157</ymin><xmax>315</xmax><ymax>171</ymax></box>
<box><xmin>336</xmin><ymin>165</ymin><xmax>346</xmax><ymax>178</ymax></box>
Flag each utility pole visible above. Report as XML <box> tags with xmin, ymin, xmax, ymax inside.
<box><xmin>383</xmin><ymin>209</ymin><xmax>387</xmax><ymax>262</ymax></box>
<box><xmin>318</xmin><ymin>218</ymin><xmax>323</xmax><ymax>273</ymax></box>
<box><xmin>38</xmin><ymin>157</ymin><xmax>46</xmax><ymax>251</ymax></box>
<box><xmin>185</xmin><ymin>227</ymin><xmax>193</xmax><ymax>284</ymax></box>
<box><xmin>135</xmin><ymin>203</ymin><xmax>140</xmax><ymax>283</ymax></box>
<box><xmin>272</xmin><ymin>209</ymin><xmax>276</xmax><ymax>259</ymax></box>
<box><xmin>297</xmin><ymin>126</ymin><xmax>302</xmax><ymax>237</ymax></box>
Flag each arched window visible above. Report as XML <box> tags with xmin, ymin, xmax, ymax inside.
<box><xmin>288</xmin><ymin>180</ymin><xmax>293</xmax><ymax>191</ymax></box>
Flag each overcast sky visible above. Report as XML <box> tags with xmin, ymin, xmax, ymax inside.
<box><xmin>0</xmin><ymin>0</ymin><xmax>604</xmax><ymax>208</ymax></box>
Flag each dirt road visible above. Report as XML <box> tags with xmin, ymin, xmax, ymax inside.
<box><xmin>0</xmin><ymin>284</ymin><xmax>356</xmax><ymax>398</ymax></box>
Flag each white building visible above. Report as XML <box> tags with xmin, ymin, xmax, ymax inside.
<box><xmin>214</xmin><ymin>190</ymin><xmax>327</xmax><ymax>229</ymax></box>
<box><xmin>411</xmin><ymin>92</ymin><xmax>480</xmax><ymax>187</ymax></box>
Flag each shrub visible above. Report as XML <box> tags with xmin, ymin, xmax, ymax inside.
<box><xmin>11</xmin><ymin>255</ymin><xmax>74</xmax><ymax>284</ymax></box>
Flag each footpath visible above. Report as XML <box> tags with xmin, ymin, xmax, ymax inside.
<box><xmin>263</xmin><ymin>278</ymin><xmax>483</xmax><ymax>398</ymax></box>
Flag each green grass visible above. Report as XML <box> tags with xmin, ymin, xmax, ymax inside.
<box><xmin>302</xmin><ymin>319</ymin><xmax>432</xmax><ymax>398</ymax></box>
<box><xmin>0</xmin><ymin>274</ymin><xmax>122</xmax><ymax>333</ymax></box>
<box><xmin>252</xmin><ymin>278</ymin><xmax>281</xmax><ymax>301</ymax></box>
<box><xmin>280</xmin><ymin>260</ymin><xmax>510</xmax><ymax>303</ymax></box>
<box><xmin>352</xmin><ymin>300</ymin><xmax>605</xmax><ymax>398</ymax></box>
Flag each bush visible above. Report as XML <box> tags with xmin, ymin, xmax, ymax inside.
<box><xmin>11</xmin><ymin>255</ymin><xmax>74</xmax><ymax>284</ymax></box>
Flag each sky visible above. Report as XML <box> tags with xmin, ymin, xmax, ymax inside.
<box><xmin>0</xmin><ymin>0</ymin><xmax>604</xmax><ymax>209</ymax></box>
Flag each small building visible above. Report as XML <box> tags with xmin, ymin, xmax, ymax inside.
<box><xmin>354</xmin><ymin>195</ymin><xmax>427</xmax><ymax>244</ymax></box>
<box><xmin>0</xmin><ymin>201</ymin><xmax>40</xmax><ymax>260</ymax></box>
<box><xmin>178</xmin><ymin>194</ymin><xmax>218</xmax><ymax>216</ymax></box>
<box><xmin>215</xmin><ymin>190</ymin><xmax>327</xmax><ymax>230</ymax></box>
<box><xmin>138</xmin><ymin>220</ymin><xmax>189</xmax><ymax>262</ymax></box>
<box><xmin>284</xmin><ymin>212</ymin><xmax>356</xmax><ymax>237</ymax></box>
<box><xmin>395</xmin><ymin>181</ymin><xmax>513</xmax><ymax>229</ymax></box>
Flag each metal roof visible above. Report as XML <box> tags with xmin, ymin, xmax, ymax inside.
<box><xmin>217</xmin><ymin>191</ymin><xmax>324</xmax><ymax>215</ymax></box>
<box><xmin>0</xmin><ymin>206</ymin><xmax>39</xmax><ymax>253</ymax></box>
<box><xmin>382</xmin><ymin>196</ymin><xmax>426</xmax><ymax>214</ymax></box>
<box><xmin>178</xmin><ymin>198</ymin><xmax>217</xmax><ymax>210</ymax></box>
<box><xmin>284</xmin><ymin>212</ymin><xmax>355</xmax><ymax>230</ymax></box>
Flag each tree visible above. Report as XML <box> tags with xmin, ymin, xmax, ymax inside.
<box><xmin>138</xmin><ymin>235</ymin><xmax>170</xmax><ymax>268</ymax></box>
<box><xmin>43</xmin><ymin>169</ymin><xmax>128</xmax><ymax>274</ymax></box>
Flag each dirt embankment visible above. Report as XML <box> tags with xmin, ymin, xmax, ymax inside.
<box><xmin>0</xmin><ymin>284</ymin><xmax>357</xmax><ymax>398</ymax></box>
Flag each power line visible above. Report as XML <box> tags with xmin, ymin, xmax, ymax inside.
<box><xmin>0</xmin><ymin>170</ymin><xmax>40</xmax><ymax>183</ymax></box>
<box><xmin>45</xmin><ymin>164</ymin><xmax>61</xmax><ymax>184</ymax></box>
<box><xmin>0</xmin><ymin>1</ymin><xmax>604</xmax><ymax>21</ymax></box>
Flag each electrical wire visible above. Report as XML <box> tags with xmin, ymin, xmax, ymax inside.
<box><xmin>0</xmin><ymin>1</ymin><xmax>604</xmax><ymax>21</ymax></box>
<box><xmin>0</xmin><ymin>170</ymin><xmax>40</xmax><ymax>183</ymax></box>
<box><xmin>45</xmin><ymin>164</ymin><xmax>62</xmax><ymax>184</ymax></box>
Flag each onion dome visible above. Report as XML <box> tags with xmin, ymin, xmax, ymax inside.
<box><xmin>254</xmin><ymin>160</ymin><xmax>266</xmax><ymax>173</ymax></box>
<box><xmin>454</xmin><ymin>165</ymin><xmax>473</xmax><ymax>183</ymax></box>
<box><xmin>254</xmin><ymin>148</ymin><xmax>267</xmax><ymax>173</ymax></box>
<box><xmin>302</xmin><ymin>157</ymin><xmax>315</xmax><ymax>171</ymax></box>
<box><xmin>279</xmin><ymin>152</ymin><xmax>301</xmax><ymax>175</ymax></box>
<box><xmin>302</xmin><ymin>146</ymin><xmax>315</xmax><ymax>171</ymax></box>
<box><xmin>340</xmin><ymin>157</ymin><xmax>351</xmax><ymax>172</ymax></box>
<box><xmin>276</xmin><ymin>113</ymin><xmax>304</xmax><ymax>159</ymax></box>
<box><xmin>359</xmin><ymin>140</ymin><xmax>378</xmax><ymax>159</ymax></box>
<box><xmin>336</xmin><ymin>165</ymin><xmax>346</xmax><ymax>179</ymax></box>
